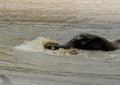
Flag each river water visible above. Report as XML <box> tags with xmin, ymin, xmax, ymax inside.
<box><xmin>0</xmin><ymin>0</ymin><xmax>120</xmax><ymax>85</ymax></box>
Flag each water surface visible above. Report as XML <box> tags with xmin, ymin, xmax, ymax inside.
<box><xmin>0</xmin><ymin>0</ymin><xmax>120</xmax><ymax>85</ymax></box>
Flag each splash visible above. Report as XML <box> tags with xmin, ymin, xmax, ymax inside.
<box><xmin>15</xmin><ymin>37</ymin><xmax>78</xmax><ymax>55</ymax></box>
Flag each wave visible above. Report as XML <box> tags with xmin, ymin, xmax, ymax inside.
<box><xmin>15</xmin><ymin>37</ymin><xmax>78</xmax><ymax>55</ymax></box>
<box><xmin>0</xmin><ymin>74</ymin><xmax>12</xmax><ymax>85</ymax></box>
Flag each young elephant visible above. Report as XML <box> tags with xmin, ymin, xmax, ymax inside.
<box><xmin>44</xmin><ymin>33</ymin><xmax>120</xmax><ymax>51</ymax></box>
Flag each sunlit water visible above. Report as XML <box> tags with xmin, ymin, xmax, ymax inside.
<box><xmin>0</xmin><ymin>0</ymin><xmax>120</xmax><ymax>85</ymax></box>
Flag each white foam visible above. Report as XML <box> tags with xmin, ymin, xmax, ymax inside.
<box><xmin>15</xmin><ymin>37</ymin><xmax>46</xmax><ymax>52</ymax></box>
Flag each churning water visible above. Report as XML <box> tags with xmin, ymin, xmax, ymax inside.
<box><xmin>0</xmin><ymin>0</ymin><xmax>120</xmax><ymax>85</ymax></box>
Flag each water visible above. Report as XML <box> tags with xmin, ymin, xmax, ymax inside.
<box><xmin>0</xmin><ymin>0</ymin><xmax>120</xmax><ymax>85</ymax></box>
